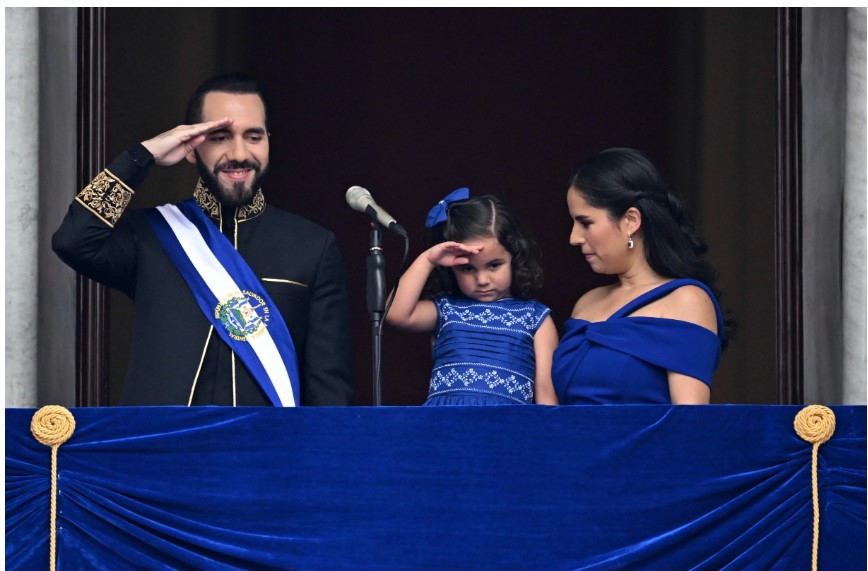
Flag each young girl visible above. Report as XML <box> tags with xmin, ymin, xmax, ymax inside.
<box><xmin>386</xmin><ymin>190</ymin><xmax>559</xmax><ymax>405</ymax></box>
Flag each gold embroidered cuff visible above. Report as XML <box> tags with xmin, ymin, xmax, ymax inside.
<box><xmin>74</xmin><ymin>169</ymin><xmax>135</xmax><ymax>227</ymax></box>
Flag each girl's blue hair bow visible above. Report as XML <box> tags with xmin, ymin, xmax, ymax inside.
<box><xmin>424</xmin><ymin>187</ymin><xmax>470</xmax><ymax>228</ymax></box>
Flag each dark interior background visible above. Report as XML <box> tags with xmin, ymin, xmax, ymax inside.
<box><xmin>106</xmin><ymin>8</ymin><xmax>777</xmax><ymax>405</ymax></box>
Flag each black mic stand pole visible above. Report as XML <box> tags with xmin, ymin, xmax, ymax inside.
<box><xmin>366</xmin><ymin>223</ymin><xmax>386</xmax><ymax>406</ymax></box>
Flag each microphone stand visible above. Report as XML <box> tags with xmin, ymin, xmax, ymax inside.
<box><xmin>366</xmin><ymin>223</ymin><xmax>386</xmax><ymax>406</ymax></box>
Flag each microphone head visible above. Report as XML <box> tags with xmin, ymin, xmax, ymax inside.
<box><xmin>346</xmin><ymin>186</ymin><xmax>373</xmax><ymax>212</ymax></box>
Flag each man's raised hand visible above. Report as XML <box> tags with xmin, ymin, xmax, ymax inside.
<box><xmin>141</xmin><ymin>117</ymin><xmax>232</xmax><ymax>166</ymax></box>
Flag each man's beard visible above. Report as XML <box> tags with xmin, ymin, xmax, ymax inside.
<box><xmin>196</xmin><ymin>154</ymin><xmax>269</xmax><ymax>209</ymax></box>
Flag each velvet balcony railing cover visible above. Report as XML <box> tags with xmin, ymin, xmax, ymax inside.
<box><xmin>5</xmin><ymin>405</ymin><xmax>866</xmax><ymax>570</ymax></box>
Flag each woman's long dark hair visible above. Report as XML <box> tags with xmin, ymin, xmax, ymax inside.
<box><xmin>427</xmin><ymin>195</ymin><xmax>543</xmax><ymax>300</ymax></box>
<box><xmin>570</xmin><ymin>148</ymin><xmax>734</xmax><ymax>343</ymax></box>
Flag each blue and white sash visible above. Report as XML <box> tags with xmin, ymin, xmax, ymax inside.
<box><xmin>146</xmin><ymin>199</ymin><xmax>299</xmax><ymax>407</ymax></box>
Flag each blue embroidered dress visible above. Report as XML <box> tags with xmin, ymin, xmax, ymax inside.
<box><xmin>551</xmin><ymin>279</ymin><xmax>724</xmax><ymax>404</ymax></box>
<box><xmin>426</xmin><ymin>296</ymin><xmax>551</xmax><ymax>406</ymax></box>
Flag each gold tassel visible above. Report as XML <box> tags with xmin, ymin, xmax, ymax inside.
<box><xmin>794</xmin><ymin>405</ymin><xmax>836</xmax><ymax>571</ymax></box>
<box><xmin>30</xmin><ymin>405</ymin><xmax>76</xmax><ymax>571</ymax></box>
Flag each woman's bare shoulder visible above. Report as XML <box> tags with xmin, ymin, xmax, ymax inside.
<box><xmin>571</xmin><ymin>285</ymin><xmax>615</xmax><ymax>318</ymax></box>
<box><xmin>662</xmin><ymin>285</ymin><xmax>718</xmax><ymax>333</ymax></box>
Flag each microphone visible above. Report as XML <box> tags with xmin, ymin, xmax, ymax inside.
<box><xmin>346</xmin><ymin>186</ymin><xmax>407</xmax><ymax>236</ymax></box>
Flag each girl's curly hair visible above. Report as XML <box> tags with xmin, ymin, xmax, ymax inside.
<box><xmin>426</xmin><ymin>194</ymin><xmax>543</xmax><ymax>300</ymax></box>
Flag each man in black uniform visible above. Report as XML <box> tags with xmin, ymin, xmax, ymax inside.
<box><xmin>53</xmin><ymin>74</ymin><xmax>353</xmax><ymax>406</ymax></box>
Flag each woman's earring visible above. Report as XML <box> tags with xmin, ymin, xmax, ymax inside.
<box><xmin>627</xmin><ymin>233</ymin><xmax>634</xmax><ymax>250</ymax></box>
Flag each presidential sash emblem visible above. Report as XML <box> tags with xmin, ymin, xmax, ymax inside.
<box><xmin>149</xmin><ymin>200</ymin><xmax>299</xmax><ymax>406</ymax></box>
<box><xmin>215</xmin><ymin>291</ymin><xmax>270</xmax><ymax>341</ymax></box>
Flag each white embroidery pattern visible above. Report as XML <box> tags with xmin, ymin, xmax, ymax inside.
<box><xmin>429</xmin><ymin>364</ymin><xmax>533</xmax><ymax>403</ymax></box>
<box><xmin>440</xmin><ymin>302</ymin><xmax>546</xmax><ymax>333</ymax></box>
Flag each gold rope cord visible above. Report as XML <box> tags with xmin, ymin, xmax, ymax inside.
<box><xmin>793</xmin><ymin>405</ymin><xmax>836</xmax><ymax>571</ymax></box>
<box><xmin>30</xmin><ymin>405</ymin><xmax>76</xmax><ymax>571</ymax></box>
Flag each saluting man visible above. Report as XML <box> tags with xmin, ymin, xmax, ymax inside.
<box><xmin>53</xmin><ymin>73</ymin><xmax>353</xmax><ymax>407</ymax></box>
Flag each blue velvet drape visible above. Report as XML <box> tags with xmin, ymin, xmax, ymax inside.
<box><xmin>6</xmin><ymin>406</ymin><xmax>866</xmax><ymax>570</ymax></box>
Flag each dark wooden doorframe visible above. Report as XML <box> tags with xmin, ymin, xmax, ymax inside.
<box><xmin>775</xmin><ymin>7</ymin><xmax>804</xmax><ymax>405</ymax></box>
<box><xmin>74</xmin><ymin>8</ymin><xmax>805</xmax><ymax>406</ymax></box>
<box><xmin>76</xmin><ymin>7</ymin><xmax>109</xmax><ymax>406</ymax></box>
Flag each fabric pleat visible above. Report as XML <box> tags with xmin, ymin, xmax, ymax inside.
<box><xmin>5</xmin><ymin>405</ymin><xmax>866</xmax><ymax>570</ymax></box>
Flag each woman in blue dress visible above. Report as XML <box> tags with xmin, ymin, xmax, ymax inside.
<box><xmin>552</xmin><ymin>148</ymin><xmax>730</xmax><ymax>405</ymax></box>
<box><xmin>387</xmin><ymin>191</ymin><xmax>559</xmax><ymax>405</ymax></box>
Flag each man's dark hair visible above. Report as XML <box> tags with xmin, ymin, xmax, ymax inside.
<box><xmin>185</xmin><ymin>73</ymin><xmax>269</xmax><ymax>128</ymax></box>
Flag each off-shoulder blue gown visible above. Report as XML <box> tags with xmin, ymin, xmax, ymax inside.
<box><xmin>551</xmin><ymin>279</ymin><xmax>724</xmax><ymax>404</ymax></box>
<box><xmin>425</xmin><ymin>296</ymin><xmax>551</xmax><ymax>405</ymax></box>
